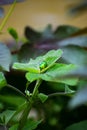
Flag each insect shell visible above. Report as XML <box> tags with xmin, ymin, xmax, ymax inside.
<box><xmin>39</xmin><ymin>61</ymin><xmax>47</xmax><ymax>70</ymax></box>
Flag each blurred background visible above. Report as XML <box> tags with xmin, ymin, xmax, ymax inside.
<box><xmin>0</xmin><ymin>0</ymin><xmax>87</xmax><ymax>41</ymax></box>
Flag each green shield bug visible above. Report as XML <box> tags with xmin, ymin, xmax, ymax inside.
<box><xmin>39</xmin><ymin>61</ymin><xmax>47</xmax><ymax>70</ymax></box>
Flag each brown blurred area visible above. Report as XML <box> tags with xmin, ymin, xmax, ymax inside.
<box><xmin>0</xmin><ymin>0</ymin><xmax>87</xmax><ymax>41</ymax></box>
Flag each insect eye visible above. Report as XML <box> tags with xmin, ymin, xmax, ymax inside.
<box><xmin>39</xmin><ymin>61</ymin><xmax>47</xmax><ymax>70</ymax></box>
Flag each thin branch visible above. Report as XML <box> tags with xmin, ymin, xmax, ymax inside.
<box><xmin>48</xmin><ymin>92</ymin><xmax>75</xmax><ymax>98</ymax></box>
<box><xmin>0</xmin><ymin>0</ymin><xmax>16</xmax><ymax>33</ymax></box>
<box><xmin>6</xmin><ymin>84</ymin><xmax>28</xmax><ymax>100</ymax></box>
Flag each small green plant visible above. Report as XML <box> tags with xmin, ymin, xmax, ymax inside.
<box><xmin>0</xmin><ymin>49</ymin><xmax>78</xmax><ymax>130</ymax></box>
<box><xmin>1</xmin><ymin>1</ymin><xmax>87</xmax><ymax>130</ymax></box>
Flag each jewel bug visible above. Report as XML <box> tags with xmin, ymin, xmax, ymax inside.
<box><xmin>39</xmin><ymin>61</ymin><xmax>47</xmax><ymax>70</ymax></box>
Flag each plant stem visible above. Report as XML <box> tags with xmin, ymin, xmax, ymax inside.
<box><xmin>18</xmin><ymin>100</ymin><xmax>33</xmax><ymax>130</ymax></box>
<box><xmin>18</xmin><ymin>79</ymin><xmax>42</xmax><ymax>130</ymax></box>
<box><xmin>7</xmin><ymin>84</ymin><xmax>28</xmax><ymax>100</ymax></box>
<box><xmin>48</xmin><ymin>91</ymin><xmax>75</xmax><ymax>97</ymax></box>
<box><xmin>32</xmin><ymin>79</ymin><xmax>42</xmax><ymax>97</ymax></box>
<box><xmin>0</xmin><ymin>0</ymin><xmax>16</xmax><ymax>33</ymax></box>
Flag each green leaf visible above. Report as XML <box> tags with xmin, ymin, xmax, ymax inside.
<box><xmin>8</xmin><ymin>27</ymin><xmax>19</xmax><ymax>42</ymax></box>
<box><xmin>0</xmin><ymin>95</ymin><xmax>25</xmax><ymax>107</ymax></box>
<box><xmin>41</xmin><ymin>49</ymin><xmax>63</xmax><ymax>71</ymax></box>
<box><xmin>38</xmin><ymin>93</ymin><xmax>48</xmax><ymax>103</ymax></box>
<box><xmin>0</xmin><ymin>72</ymin><xmax>7</xmax><ymax>89</ymax></box>
<box><xmin>13</xmin><ymin>49</ymin><xmax>63</xmax><ymax>73</ymax></box>
<box><xmin>25</xmin><ymin>26</ymin><xmax>41</xmax><ymax>42</ymax></box>
<box><xmin>26</xmin><ymin>64</ymin><xmax>78</xmax><ymax>86</ymax></box>
<box><xmin>12</xmin><ymin>61</ymin><xmax>40</xmax><ymax>73</ymax></box>
<box><xmin>0</xmin><ymin>110</ymin><xmax>15</xmax><ymax>125</ymax></box>
<box><xmin>45</xmin><ymin>63</ymin><xmax>78</xmax><ymax>86</ymax></box>
<box><xmin>23</xmin><ymin>119</ymin><xmax>42</xmax><ymax>130</ymax></box>
<box><xmin>65</xmin><ymin>85</ymin><xmax>75</xmax><ymax>93</ymax></box>
<box><xmin>26</xmin><ymin>72</ymin><xmax>40</xmax><ymax>82</ymax></box>
<box><xmin>65</xmin><ymin>120</ymin><xmax>87</xmax><ymax>130</ymax></box>
<box><xmin>10</xmin><ymin>119</ymin><xmax>40</xmax><ymax>130</ymax></box>
<box><xmin>54</xmin><ymin>25</ymin><xmax>79</xmax><ymax>39</ymax></box>
<box><xmin>0</xmin><ymin>42</ymin><xmax>12</xmax><ymax>71</ymax></box>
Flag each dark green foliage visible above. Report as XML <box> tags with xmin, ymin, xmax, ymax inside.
<box><xmin>54</xmin><ymin>25</ymin><xmax>79</xmax><ymax>39</ymax></box>
<box><xmin>25</xmin><ymin>26</ymin><xmax>41</xmax><ymax>42</ymax></box>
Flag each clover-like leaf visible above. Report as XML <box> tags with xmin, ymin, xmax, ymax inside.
<box><xmin>13</xmin><ymin>49</ymin><xmax>78</xmax><ymax>86</ymax></box>
<box><xmin>26</xmin><ymin>64</ymin><xmax>78</xmax><ymax>86</ymax></box>
<box><xmin>12</xmin><ymin>61</ymin><xmax>40</xmax><ymax>73</ymax></box>
<box><xmin>12</xmin><ymin>49</ymin><xmax>63</xmax><ymax>73</ymax></box>
<box><xmin>22</xmin><ymin>119</ymin><xmax>42</xmax><ymax>130</ymax></box>
<box><xmin>0</xmin><ymin>110</ymin><xmax>15</xmax><ymax>125</ymax></box>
